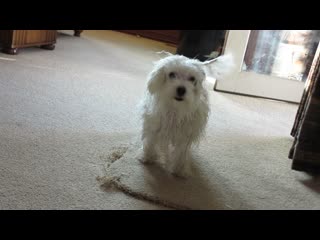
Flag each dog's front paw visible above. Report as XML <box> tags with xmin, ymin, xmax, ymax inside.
<box><xmin>172</xmin><ymin>169</ymin><xmax>191</xmax><ymax>179</ymax></box>
<box><xmin>171</xmin><ymin>164</ymin><xmax>192</xmax><ymax>179</ymax></box>
<box><xmin>137</xmin><ymin>151</ymin><xmax>155</xmax><ymax>165</ymax></box>
<box><xmin>139</xmin><ymin>156</ymin><xmax>154</xmax><ymax>164</ymax></box>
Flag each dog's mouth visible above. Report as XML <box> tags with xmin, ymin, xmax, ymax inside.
<box><xmin>174</xmin><ymin>97</ymin><xmax>184</xmax><ymax>101</ymax></box>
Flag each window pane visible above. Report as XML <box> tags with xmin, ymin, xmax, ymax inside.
<box><xmin>242</xmin><ymin>30</ymin><xmax>320</xmax><ymax>82</ymax></box>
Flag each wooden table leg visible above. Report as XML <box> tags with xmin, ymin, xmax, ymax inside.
<box><xmin>2</xmin><ymin>47</ymin><xmax>18</xmax><ymax>55</ymax></box>
<box><xmin>74</xmin><ymin>30</ymin><xmax>83</xmax><ymax>37</ymax></box>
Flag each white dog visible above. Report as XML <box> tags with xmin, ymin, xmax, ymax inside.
<box><xmin>139</xmin><ymin>53</ymin><xmax>232</xmax><ymax>178</ymax></box>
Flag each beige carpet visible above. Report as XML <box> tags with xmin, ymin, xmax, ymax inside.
<box><xmin>1</xmin><ymin>30</ymin><xmax>319</xmax><ymax>210</ymax></box>
<box><xmin>102</xmin><ymin>89</ymin><xmax>320</xmax><ymax>210</ymax></box>
<box><xmin>0</xmin><ymin>30</ymin><xmax>175</xmax><ymax>209</ymax></box>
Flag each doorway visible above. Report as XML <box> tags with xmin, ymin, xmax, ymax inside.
<box><xmin>215</xmin><ymin>30</ymin><xmax>320</xmax><ymax>103</ymax></box>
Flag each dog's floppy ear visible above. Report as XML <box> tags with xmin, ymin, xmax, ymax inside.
<box><xmin>147</xmin><ymin>64</ymin><xmax>165</xmax><ymax>95</ymax></box>
<box><xmin>201</xmin><ymin>54</ymin><xmax>234</xmax><ymax>79</ymax></box>
<box><xmin>156</xmin><ymin>51</ymin><xmax>173</xmax><ymax>58</ymax></box>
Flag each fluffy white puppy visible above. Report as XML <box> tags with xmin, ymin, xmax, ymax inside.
<box><xmin>139</xmin><ymin>53</ymin><xmax>233</xmax><ymax>178</ymax></box>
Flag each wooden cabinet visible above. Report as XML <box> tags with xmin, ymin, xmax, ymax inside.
<box><xmin>0</xmin><ymin>30</ymin><xmax>57</xmax><ymax>54</ymax></box>
<box><xmin>117</xmin><ymin>30</ymin><xmax>181</xmax><ymax>45</ymax></box>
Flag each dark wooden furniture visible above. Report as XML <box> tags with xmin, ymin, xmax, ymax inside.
<box><xmin>74</xmin><ymin>30</ymin><xmax>83</xmax><ymax>37</ymax></box>
<box><xmin>289</xmin><ymin>49</ymin><xmax>320</xmax><ymax>172</ymax></box>
<box><xmin>117</xmin><ymin>30</ymin><xmax>181</xmax><ymax>45</ymax></box>
<box><xmin>177</xmin><ymin>30</ymin><xmax>227</xmax><ymax>61</ymax></box>
<box><xmin>0</xmin><ymin>30</ymin><xmax>57</xmax><ymax>55</ymax></box>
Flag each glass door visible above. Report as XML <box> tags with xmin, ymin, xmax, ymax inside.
<box><xmin>215</xmin><ymin>30</ymin><xmax>320</xmax><ymax>103</ymax></box>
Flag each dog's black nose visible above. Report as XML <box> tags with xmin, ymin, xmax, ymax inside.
<box><xmin>176</xmin><ymin>86</ymin><xmax>186</xmax><ymax>97</ymax></box>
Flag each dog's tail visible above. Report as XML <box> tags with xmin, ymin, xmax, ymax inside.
<box><xmin>202</xmin><ymin>54</ymin><xmax>234</xmax><ymax>80</ymax></box>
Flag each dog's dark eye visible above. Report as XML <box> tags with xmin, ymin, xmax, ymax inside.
<box><xmin>169</xmin><ymin>72</ymin><xmax>176</xmax><ymax>79</ymax></box>
<box><xmin>189</xmin><ymin>76</ymin><xmax>195</xmax><ymax>82</ymax></box>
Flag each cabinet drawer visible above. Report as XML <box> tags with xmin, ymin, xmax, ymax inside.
<box><xmin>0</xmin><ymin>30</ymin><xmax>57</xmax><ymax>48</ymax></box>
<box><xmin>12</xmin><ymin>30</ymin><xmax>57</xmax><ymax>47</ymax></box>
